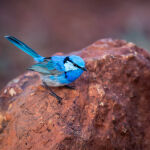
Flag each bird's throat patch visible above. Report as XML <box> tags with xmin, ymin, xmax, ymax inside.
<box><xmin>64</xmin><ymin>61</ymin><xmax>78</xmax><ymax>71</ymax></box>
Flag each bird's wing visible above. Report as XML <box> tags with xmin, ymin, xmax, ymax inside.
<box><xmin>28</xmin><ymin>58</ymin><xmax>64</xmax><ymax>75</ymax></box>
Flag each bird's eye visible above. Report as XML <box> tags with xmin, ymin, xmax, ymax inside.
<box><xmin>73</xmin><ymin>64</ymin><xmax>78</xmax><ymax>67</ymax></box>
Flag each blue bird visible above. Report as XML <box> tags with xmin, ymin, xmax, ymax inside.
<box><xmin>5</xmin><ymin>36</ymin><xmax>86</xmax><ymax>103</ymax></box>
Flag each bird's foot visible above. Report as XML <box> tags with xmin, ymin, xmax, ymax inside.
<box><xmin>49</xmin><ymin>92</ymin><xmax>62</xmax><ymax>104</ymax></box>
<box><xmin>64</xmin><ymin>85</ymin><xmax>75</xmax><ymax>90</ymax></box>
<box><xmin>43</xmin><ymin>82</ymin><xmax>62</xmax><ymax>104</ymax></box>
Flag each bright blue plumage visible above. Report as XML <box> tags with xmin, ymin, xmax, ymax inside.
<box><xmin>5</xmin><ymin>36</ymin><xmax>44</xmax><ymax>62</ymax></box>
<box><xmin>5</xmin><ymin>36</ymin><xmax>86</xmax><ymax>87</ymax></box>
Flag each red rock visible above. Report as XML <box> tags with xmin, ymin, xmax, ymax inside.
<box><xmin>0</xmin><ymin>39</ymin><xmax>150</xmax><ymax>150</ymax></box>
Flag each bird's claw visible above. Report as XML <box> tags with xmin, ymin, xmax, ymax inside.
<box><xmin>52</xmin><ymin>94</ymin><xmax>62</xmax><ymax>104</ymax></box>
<box><xmin>65</xmin><ymin>85</ymin><xmax>75</xmax><ymax>90</ymax></box>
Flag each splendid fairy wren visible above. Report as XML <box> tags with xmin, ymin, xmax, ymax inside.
<box><xmin>5</xmin><ymin>36</ymin><xmax>86</xmax><ymax>103</ymax></box>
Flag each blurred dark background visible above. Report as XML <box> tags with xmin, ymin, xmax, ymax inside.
<box><xmin>0</xmin><ymin>0</ymin><xmax>150</xmax><ymax>89</ymax></box>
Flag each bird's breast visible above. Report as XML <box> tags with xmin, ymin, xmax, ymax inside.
<box><xmin>65</xmin><ymin>69</ymin><xmax>84</xmax><ymax>82</ymax></box>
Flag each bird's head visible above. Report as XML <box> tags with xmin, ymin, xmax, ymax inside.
<box><xmin>64</xmin><ymin>55</ymin><xmax>86</xmax><ymax>72</ymax></box>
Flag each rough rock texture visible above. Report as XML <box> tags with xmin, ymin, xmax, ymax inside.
<box><xmin>0</xmin><ymin>39</ymin><xmax>150</xmax><ymax>150</ymax></box>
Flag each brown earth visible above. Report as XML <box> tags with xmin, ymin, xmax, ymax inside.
<box><xmin>0</xmin><ymin>39</ymin><xmax>150</xmax><ymax>150</ymax></box>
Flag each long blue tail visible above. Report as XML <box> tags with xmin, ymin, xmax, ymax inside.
<box><xmin>5</xmin><ymin>36</ymin><xmax>44</xmax><ymax>62</ymax></box>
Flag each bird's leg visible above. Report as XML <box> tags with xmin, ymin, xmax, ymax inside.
<box><xmin>43</xmin><ymin>82</ymin><xmax>62</xmax><ymax>104</ymax></box>
<box><xmin>64</xmin><ymin>85</ymin><xmax>75</xmax><ymax>90</ymax></box>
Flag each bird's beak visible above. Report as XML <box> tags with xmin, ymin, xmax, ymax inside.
<box><xmin>82</xmin><ymin>67</ymin><xmax>87</xmax><ymax>71</ymax></box>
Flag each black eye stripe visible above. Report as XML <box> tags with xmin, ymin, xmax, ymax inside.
<box><xmin>64</xmin><ymin>56</ymin><xmax>77</xmax><ymax>66</ymax></box>
<box><xmin>64</xmin><ymin>56</ymin><xmax>70</xmax><ymax>63</ymax></box>
<box><xmin>72</xmin><ymin>61</ymin><xmax>83</xmax><ymax>69</ymax></box>
<box><xmin>73</xmin><ymin>64</ymin><xmax>77</xmax><ymax>67</ymax></box>
<box><xmin>73</xmin><ymin>63</ymin><xmax>79</xmax><ymax>68</ymax></box>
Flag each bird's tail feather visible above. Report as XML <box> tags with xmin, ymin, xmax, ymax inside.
<box><xmin>5</xmin><ymin>35</ymin><xmax>44</xmax><ymax>62</ymax></box>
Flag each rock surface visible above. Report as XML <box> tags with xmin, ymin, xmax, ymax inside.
<box><xmin>0</xmin><ymin>39</ymin><xmax>150</xmax><ymax>150</ymax></box>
